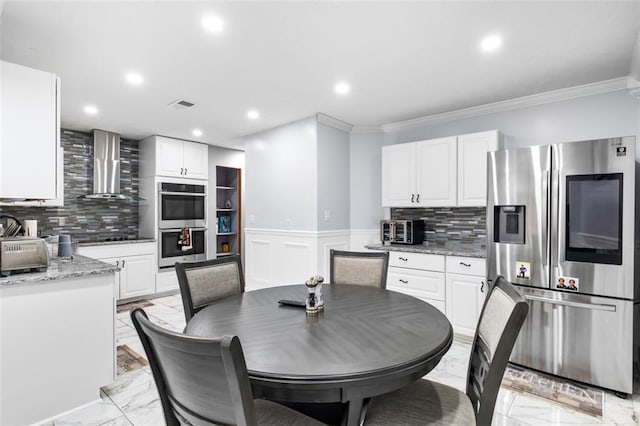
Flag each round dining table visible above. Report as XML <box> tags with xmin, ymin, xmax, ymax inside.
<box><xmin>185</xmin><ymin>284</ymin><xmax>453</xmax><ymax>426</ymax></box>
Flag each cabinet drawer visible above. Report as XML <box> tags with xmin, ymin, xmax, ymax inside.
<box><xmin>446</xmin><ymin>256</ymin><xmax>485</xmax><ymax>277</ymax></box>
<box><xmin>389</xmin><ymin>251</ymin><xmax>444</xmax><ymax>272</ymax></box>
<box><xmin>388</xmin><ymin>268</ymin><xmax>445</xmax><ymax>301</ymax></box>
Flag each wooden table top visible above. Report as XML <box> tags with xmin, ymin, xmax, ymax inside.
<box><xmin>185</xmin><ymin>284</ymin><xmax>453</xmax><ymax>382</ymax></box>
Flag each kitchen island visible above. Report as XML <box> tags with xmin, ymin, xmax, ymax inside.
<box><xmin>0</xmin><ymin>255</ymin><xmax>118</xmax><ymax>425</ymax></box>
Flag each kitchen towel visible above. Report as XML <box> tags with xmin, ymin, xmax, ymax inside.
<box><xmin>178</xmin><ymin>227</ymin><xmax>192</xmax><ymax>251</ymax></box>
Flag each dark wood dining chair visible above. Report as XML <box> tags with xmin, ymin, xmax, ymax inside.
<box><xmin>131</xmin><ymin>308</ymin><xmax>325</xmax><ymax>426</ymax></box>
<box><xmin>175</xmin><ymin>255</ymin><xmax>245</xmax><ymax>322</ymax></box>
<box><xmin>363</xmin><ymin>275</ymin><xmax>529</xmax><ymax>425</ymax></box>
<box><xmin>329</xmin><ymin>249</ymin><xmax>390</xmax><ymax>289</ymax></box>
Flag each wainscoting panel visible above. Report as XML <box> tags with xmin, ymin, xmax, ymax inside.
<box><xmin>281</xmin><ymin>242</ymin><xmax>311</xmax><ymax>285</ymax></box>
<box><xmin>244</xmin><ymin>228</ymin><xmax>351</xmax><ymax>290</ymax></box>
<box><xmin>350</xmin><ymin>229</ymin><xmax>380</xmax><ymax>251</ymax></box>
<box><xmin>246</xmin><ymin>239</ymin><xmax>272</xmax><ymax>290</ymax></box>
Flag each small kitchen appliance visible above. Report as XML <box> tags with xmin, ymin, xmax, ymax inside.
<box><xmin>0</xmin><ymin>237</ymin><xmax>50</xmax><ymax>277</ymax></box>
<box><xmin>380</xmin><ymin>219</ymin><xmax>424</xmax><ymax>245</ymax></box>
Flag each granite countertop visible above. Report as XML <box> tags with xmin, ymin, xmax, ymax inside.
<box><xmin>365</xmin><ymin>243</ymin><xmax>486</xmax><ymax>258</ymax></box>
<box><xmin>0</xmin><ymin>254</ymin><xmax>119</xmax><ymax>286</ymax></box>
<box><xmin>77</xmin><ymin>238</ymin><xmax>156</xmax><ymax>247</ymax></box>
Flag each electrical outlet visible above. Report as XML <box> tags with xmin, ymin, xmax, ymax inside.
<box><xmin>285</xmin><ymin>218</ymin><xmax>292</xmax><ymax>229</ymax></box>
<box><xmin>58</xmin><ymin>217</ymin><xmax>66</xmax><ymax>226</ymax></box>
<box><xmin>324</xmin><ymin>209</ymin><xmax>330</xmax><ymax>222</ymax></box>
<box><xmin>249</xmin><ymin>214</ymin><xmax>255</xmax><ymax>224</ymax></box>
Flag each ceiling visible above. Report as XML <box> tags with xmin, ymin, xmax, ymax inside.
<box><xmin>2</xmin><ymin>1</ymin><xmax>640</xmax><ymax>150</ymax></box>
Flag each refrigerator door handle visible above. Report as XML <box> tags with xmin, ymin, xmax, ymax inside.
<box><xmin>542</xmin><ymin>171</ymin><xmax>550</xmax><ymax>266</ymax></box>
<box><xmin>524</xmin><ymin>295</ymin><xmax>616</xmax><ymax>312</ymax></box>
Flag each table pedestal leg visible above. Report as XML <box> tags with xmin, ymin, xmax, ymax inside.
<box><xmin>344</xmin><ymin>398</ymin><xmax>365</xmax><ymax>426</ymax></box>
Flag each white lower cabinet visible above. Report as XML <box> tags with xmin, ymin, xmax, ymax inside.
<box><xmin>387</xmin><ymin>251</ymin><xmax>446</xmax><ymax>314</ymax></box>
<box><xmin>445</xmin><ymin>256</ymin><xmax>487</xmax><ymax>338</ymax></box>
<box><xmin>78</xmin><ymin>242</ymin><xmax>156</xmax><ymax>301</ymax></box>
<box><xmin>156</xmin><ymin>268</ymin><xmax>179</xmax><ymax>293</ymax></box>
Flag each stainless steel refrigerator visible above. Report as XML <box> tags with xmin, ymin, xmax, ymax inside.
<box><xmin>487</xmin><ymin>137</ymin><xmax>640</xmax><ymax>395</ymax></box>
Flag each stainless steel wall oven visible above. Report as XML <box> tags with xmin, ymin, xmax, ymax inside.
<box><xmin>158</xmin><ymin>182</ymin><xmax>206</xmax><ymax>228</ymax></box>
<box><xmin>158</xmin><ymin>227</ymin><xmax>207</xmax><ymax>268</ymax></box>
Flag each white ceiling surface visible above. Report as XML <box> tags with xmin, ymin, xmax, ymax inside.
<box><xmin>2</xmin><ymin>1</ymin><xmax>640</xmax><ymax>149</ymax></box>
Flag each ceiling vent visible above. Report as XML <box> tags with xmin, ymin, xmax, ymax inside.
<box><xmin>168</xmin><ymin>99</ymin><xmax>195</xmax><ymax>110</ymax></box>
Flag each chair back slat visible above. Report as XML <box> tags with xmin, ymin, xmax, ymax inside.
<box><xmin>329</xmin><ymin>249</ymin><xmax>389</xmax><ymax>289</ymax></box>
<box><xmin>175</xmin><ymin>255</ymin><xmax>245</xmax><ymax>322</ymax></box>
<box><xmin>466</xmin><ymin>276</ymin><xmax>529</xmax><ymax>425</ymax></box>
<box><xmin>131</xmin><ymin>308</ymin><xmax>256</xmax><ymax>426</ymax></box>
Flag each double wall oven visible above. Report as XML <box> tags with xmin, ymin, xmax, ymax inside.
<box><xmin>158</xmin><ymin>182</ymin><xmax>207</xmax><ymax>268</ymax></box>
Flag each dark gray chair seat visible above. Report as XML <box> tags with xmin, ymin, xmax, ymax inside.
<box><xmin>364</xmin><ymin>276</ymin><xmax>529</xmax><ymax>426</ymax></box>
<box><xmin>131</xmin><ymin>308</ymin><xmax>325</xmax><ymax>426</ymax></box>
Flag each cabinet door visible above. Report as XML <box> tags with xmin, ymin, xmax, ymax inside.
<box><xmin>415</xmin><ymin>137</ymin><xmax>457</xmax><ymax>206</ymax></box>
<box><xmin>99</xmin><ymin>257</ymin><xmax>122</xmax><ymax>299</ymax></box>
<box><xmin>182</xmin><ymin>141</ymin><xmax>209</xmax><ymax>179</ymax></box>
<box><xmin>1</xmin><ymin>61</ymin><xmax>59</xmax><ymax>199</ymax></box>
<box><xmin>381</xmin><ymin>143</ymin><xmax>416</xmax><ymax>207</ymax></box>
<box><xmin>457</xmin><ymin>130</ymin><xmax>501</xmax><ymax>206</ymax></box>
<box><xmin>446</xmin><ymin>273</ymin><xmax>485</xmax><ymax>337</ymax></box>
<box><xmin>119</xmin><ymin>254</ymin><xmax>156</xmax><ymax>300</ymax></box>
<box><xmin>156</xmin><ymin>269</ymin><xmax>179</xmax><ymax>293</ymax></box>
<box><xmin>156</xmin><ymin>138</ymin><xmax>184</xmax><ymax>178</ymax></box>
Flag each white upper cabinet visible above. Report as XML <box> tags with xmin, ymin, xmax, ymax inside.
<box><xmin>141</xmin><ymin>135</ymin><xmax>209</xmax><ymax>179</ymax></box>
<box><xmin>457</xmin><ymin>130</ymin><xmax>502</xmax><ymax>206</ymax></box>
<box><xmin>381</xmin><ymin>142</ymin><xmax>417</xmax><ymax>207</ymax></box>
<box><xmin>0</xmin><ymin>61</ymin><xmax>62</xmax><ymax>203</ymax></box>
<box><xmin>416</xmin><ymin>137</ymin><xmax>457</xmax><ymax>207</ymax></box>
<box><xmin>381</xmin><ymin>130</ymin><xmax>502</xmax><ymax>207</ymax></box>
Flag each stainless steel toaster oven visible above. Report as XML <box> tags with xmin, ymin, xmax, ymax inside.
<box><xmin>380</xmin><ymin>220</ymin><xmax>424</xmax><ymax>245</ymax></box>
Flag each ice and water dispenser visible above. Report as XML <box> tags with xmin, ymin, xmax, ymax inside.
<box><xmin>494</xmin><ymin>206</ymin><xmax>525</xmax><ymax>244</ymax></box>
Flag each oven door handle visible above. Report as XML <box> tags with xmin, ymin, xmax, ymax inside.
<box><xmin>162</xmin><ymin>227</ymin><xmax>207</xmax><ymax>232</ymax></box>
<box><xmin>159</xmin><ymin>192</ymin><xmax>206</xmax><ymax>197</ymax></box>
<box><xmin>524</xmin><ymin>295</ymin><xmax>616</xmax><ymax>312</ymax></box>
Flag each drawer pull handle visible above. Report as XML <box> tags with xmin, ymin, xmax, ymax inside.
<box><xmin>416</xmin><ymin>193</ymin><xmax>420</xmax><ymax>203</ymax></box>
<box><xmin>398</xmin><ymin>257</ymin><xmax>408</xmax><ymax>261</ymax></box>
<box><xmin>411</xmin><ymin>194</ymin><xmax>415</xmax><ymax>203</ymax></box>
<box><xmin>480</xmin><ymin>281</ymin><xmax>484</xmax><ymax>293</ymax></box>
<box><xmin>459</xmin><ymin>262</ymin><xmax>471</xmax><ymax>267</ymax></box>
<box><xmin>399</xmin><ymin>279</ymin><xmax>408</xmax><ymax>284</ymax></box>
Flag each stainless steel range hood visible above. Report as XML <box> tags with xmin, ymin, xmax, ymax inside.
<box><xmin>83</xmin><ymin>129</ymin><xmax>126</xmax><ymax>199</ymax></box>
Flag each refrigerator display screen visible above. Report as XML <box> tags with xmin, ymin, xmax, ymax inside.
<box><xmin>565</xmin><ymin>173</ymin><xmax>623</xmax><ymax>265</ymax></box>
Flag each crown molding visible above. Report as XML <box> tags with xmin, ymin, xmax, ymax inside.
<box><xmin>627</xmin><ymin>76</ymin><xmax>640</xmax><ymax>99</ymax></box>
<box><xmin>316</xmin><ymin>113</ymin><xmax>353</xmax><ymax>132</ymax></box>
<box><xmin>350</xmin><ymin>125</ymin><xmax>384</xmax><ymax>134</ymax></box>
<box><xmin>382</xmin><ymin>77</ymin><xmax>629</xmax><ymax>133</ymax></box>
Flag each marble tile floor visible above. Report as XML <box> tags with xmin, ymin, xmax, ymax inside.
<box><xmin>38</xmin><ymin>293</ymin><xmax>640</xmax><ymax>426</ymax></box>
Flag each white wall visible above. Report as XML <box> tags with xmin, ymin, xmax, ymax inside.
<box><xmin>385</xmin><ymin>90</ymin><xmax>639</xmax><ymax>151</ymax></box>
<box><xmin>317</xmin><ymin>122</ymin><xmax>350</xmax><ymax>231</ymax></box>
<box><xmin>244</xmin><ymin>116</ymin><xmax>318</xmax><ymax>231</ymax></box>
<box><xmin>349</xmin><ymin>131</ymin><xmax>385</xmax><ymax>230</ymax></box>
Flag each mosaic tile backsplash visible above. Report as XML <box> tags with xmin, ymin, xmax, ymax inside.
<box><xmin>0</xmin><ymin>129</ymin><xmax>141</xmax><ymax>242</ymax></box>
<box><xmin>391</xmin><ymin>207</ymin><xmax>486</xmax><ymax>250</ymax></box>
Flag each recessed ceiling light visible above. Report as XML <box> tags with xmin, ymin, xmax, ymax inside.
<box><xmin>335</xmin><ymin>82</ymin><xmax>350</xmax><ymax>95</ymax></box>
<box><xmin>125</xmin><ymin>72</ymin><xmax>144</xmax><ymax>86</ymax></box>
<box><xmin>202</xmin><ymin>14</ymin><xmax>224</xmax><ymax>33</ymax></box>
<box><xmin>481</xmin><ymin>35</ymin><xmax>502</xmax><ymax>52</ymax></box>
<box><xmin>247</xmin><ymin>109</ymin><xmax>259</xmax><ymax>120</ymax></box>
<box><xmin>192</xmin><ymin>129</ymin><xmax>203</xmax><ymax>137</ymax></box>
<box><xmin>84</xmin><ymin>105</ymin><xmax>98</xmax><ymax>115</ymax></box>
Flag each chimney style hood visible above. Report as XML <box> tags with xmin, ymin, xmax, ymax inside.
<box><xmin>83</xmin><ymin>130</ymin><xmax>126</xmax><ymax>199</ymax></box>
